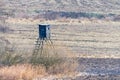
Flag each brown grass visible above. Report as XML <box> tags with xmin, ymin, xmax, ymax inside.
<box><xmin>0</xmin><ymin>62</ymin><xmax>78</xmax><ymax>80</ymax></box>
<box><xmin>0</xmin><ymin>64</ymin><xmax>46</xmax><ymax>80</ymax></box>
<box><xmin>0</xmin><ymin>52</ymin><xmax>78</xmax><ymax>80</ymax></box>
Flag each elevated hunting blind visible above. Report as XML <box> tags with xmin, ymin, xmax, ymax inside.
<box><xmin>39</xmin><ymin>24</ymin><xmax>50</xmax><ymax>40</ymax></box>
<box><xmin>33</xmin><ymin>24</ymin><xmax>55</xmax><ymax>56</ymax></box>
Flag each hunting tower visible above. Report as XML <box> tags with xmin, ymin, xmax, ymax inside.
<box><xmin>33</xmin><ymin>24</ymin><xmax>55</xmax><ymax>56</ymax></box>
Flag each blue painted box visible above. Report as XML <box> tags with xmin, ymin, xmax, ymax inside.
<box><xmin>39</xmin><ymin>24</ymin><xmax>50</xmax><ymax>40</ymax></box>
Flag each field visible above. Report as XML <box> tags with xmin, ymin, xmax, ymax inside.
<box><xmin>0</xmin><ymin>18</ymin><xmax>120</xmax><ymax>79</ymax></box>
<box><xmin>0</xmin><ymin>0</ymin><xmax>120</xmax><ymax>79</ymax></box>
<box><xmin>2</xmin><ymin>18</ymin><xmax>120</xmax><ymax>58</ymax></box>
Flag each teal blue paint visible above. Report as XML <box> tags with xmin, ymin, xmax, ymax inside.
<box><xmin>39</xmin><ymin>24</ymin><xmax>50</xmax><ymax>40</ymax></box>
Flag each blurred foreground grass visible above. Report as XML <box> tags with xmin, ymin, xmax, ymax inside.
<box><xmin>0</xmin><ymin>49</ymin><xmax>78</xmax><ymax>80</ymax></box>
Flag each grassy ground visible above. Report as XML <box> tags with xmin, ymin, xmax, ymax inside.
<box><xmin>3</xmin><ymin>18</ymin><xmax>120</xmax><ymax>58</ymax></box>
<box><xmin>0</xmin><ymin>48</ymin><xmax>78</xmax><ymax>80</ymax></box>
<box><xmin>0</xmin><ymin>18</ymin><xmax>120</xmax><ymax>79</ymax></box>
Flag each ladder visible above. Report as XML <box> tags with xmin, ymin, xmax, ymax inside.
<box><xmin>33</xmin><ymin>38</ymin><xmax>56</xmax><ymax>57</ymax></box>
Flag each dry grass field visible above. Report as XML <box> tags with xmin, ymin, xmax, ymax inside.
<box><xmin>0</xmin><ymin>18</ymin><xmax>80</xmax><ymax>80</ymax></box>
<box><xmin>2</xmin><ymin>18</ymin><xmax>120</xmax><ymax>58</ymax></box>
<box><xmin>0</xmin><ymin>0</ymin><xmax>120</xmax><ymax>79</ymax></box>
<box><xmin>1</xmin><ymin>18</ymin><xmax>120</xmax><ymax>79</ymax></box>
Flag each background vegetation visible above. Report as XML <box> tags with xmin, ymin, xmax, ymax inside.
<box><xmin>0</xmin><ymin>0</ymin><xmax>120</xmax><ymax>79</ymax></box>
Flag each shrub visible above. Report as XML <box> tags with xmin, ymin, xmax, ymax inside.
<box><xmin>30</xmin><ymin>52</ymin><xmax>62</xmax><ymax>70</ymax></box>
<box><xmin>0</xmin><ymin>52</ymin><xmax>24</xmax><ymax>66</ymax></box>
